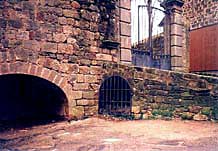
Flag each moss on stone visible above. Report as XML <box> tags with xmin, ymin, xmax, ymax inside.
<box><xmin>151</xmin><ymin>109</ymin><xmax>173</xmax><ymax>118</ymax></box>
<box><xmin>181</xmin><ymin>112</ymin><xmax>193</xmax><ymax>120</ymax></box>
<box><xmin>201</xmin><ymin>107</ymin><xmax>211</xmax><ymax>116</ymax></box>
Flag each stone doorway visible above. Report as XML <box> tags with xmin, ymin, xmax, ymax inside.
<box><xmin>0</xmin><ymin>74</ymin><xmax>68</xmax><ymax>130</ymax></box>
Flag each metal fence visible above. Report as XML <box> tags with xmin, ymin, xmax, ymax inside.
<box><xmin>131</xmin><ymin>1</ymin><xmax>171</xmax><ymax>70</ymax></box>
<box><xmin>132</xmin><ymin>49</ymin><xmax>171</xmax><ymax>70</ymax></box>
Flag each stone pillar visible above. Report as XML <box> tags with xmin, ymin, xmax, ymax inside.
<box><xmin>162</xmin><ymin>0</ymin><xmax>185</xmax><ymax>72</ymax></box>
<box><xmin>118</xmin><ymin>0</ymin><xmax>132</xmax><ymax>64</ymax></box>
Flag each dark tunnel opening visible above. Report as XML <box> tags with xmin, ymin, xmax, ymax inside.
<box><xmin>0</xmin><ymin>74</ymin><xmax>68</xmax><ymax>131</ymax></box>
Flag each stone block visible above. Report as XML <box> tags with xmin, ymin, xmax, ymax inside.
<box><xmin>77</xmin><ymin>99</ymin><xmax>97</xmax><ymax>106</ymax></box>
<box><xmin>63</xmin><ymin>9</ymin><xmax>79</xmax><ymax>19</ymax></box>
<box><xmin>132</xmin><ymin>106</ymin><xmax>141</xmax><ymax>114</ymax></box>
<box><xmin>58</xmin><ymin>17</ymin><xmax>67</xmax><ymax>25</ymax></box>
<box><xmin>53</xmin><ymin>33</ymin><xmax>67</xmax><ymax>43</ymax></box>
<box><xmin>77</xmin><ymin>74</ymin><xmax>84</xmax><ymax>83</ymax></box>
<box><xmin>171</xmin><ymin>35</ymin><xmax>183</xmax><ymax>47</ymax></box>
<box><xmin>90</xmin><ymin>46</ymin><xmax>99</xmax><ymax>53</ymax></box>
<box><xmin>120</xmin><ymin>48</ymin><xmax>132</xmax><ymax>62</ymax></box>
<box><xmin>120</xmin><ymin>22</ymin><xmax>131</xmax><ymax>36</ymax></box>
<box><xmin>0</xmin><ymin>18</ymin><xmax>7</xmax><ymax>28</ymax></box>
<box><xmin>188</xmin><ymin>106</ymin><xmax>202</xmax><ymax>114</ymax></box>
<box><xmin>82</xmin><ymin>91</ymin><xmax>97</xmax><ymax>99</ymax></box>
<box><xmin>23</xmin><ymin>40</ymin><xmax>40</xmax><ymax>51</ymax></box>
<box><xmin>68</xmin><ymin>100</ymin><xmax>77</xmax><ymax>107</ymax></box>
<box><xmin>73</xmin><ymin>83</ymin><xmax>89</xmax><ymax>90</ymax></box>
<box><xmin>171</xmin><ymin>24</ymin><xmax>183</xmax><ymax>35</ymax></box>
<box><xmin>71</xmin><ymin>91</ymin><xmax>83</xmax><ymax>100</ymax></box>
<box><xmin>193</xmin><ymin>114</ymin><xmax>208</xmax><ymax>121</ymax></box>
<box><xmin>171</xmin><ymin>46</ymin><xmax>183</xmax><ymax>57</ymax></box>
<box><xmin>96</xmin><ymin>54</ymin><xmax>112</xmax><ymax>61</ymax></box>
<box><xmin>171</xmin><ymin>13</ymin><xmax>183</xmax><ymax>25</ymax></box>
<box><xmin>8</xmin><ymin>19</ymin><xmax>22</xmax><ymax>28</ymax></box>
<box><xmin>58</xmin><ymin>43</ymin><xmax>73</xmax><ymax>54</ymax></box>
<box><xmin>41</xmin><ymin>42</ymin><xmax>58</xmax><ymax>53</ymax></box>
<box><xmin>63</xmin><ymin>26</ymin><xmax>72</xmax><ymax>34</ymax></box>
<box><xmin>120</xmin><ymin>36</ymin><xmax>131</xmax><ymax>49</ymax></box>
<box><xmin>120</xmin><ymin>8</ymin><xmax>131</xmax><ymax>23</ymax></box>
<box><xmin>120</xmin><ymin>0</ymin><xmax>131</xmax><ymax>9</ymax></box>
<box><xmin>67</xmin><ymin>37</ymin><xmax>77</xmax><ymax>44</ymax></box>
<box><xmin>79</xmin><ymin>66</ymin><xmax>90</xmax><ymax>74</ymax></box>
<box><xmin>84</xmin><ymin>106</ymin><xmax>98</xmax><ymax>116</ymax></box>
<box><xmin>84</xmin><ymin>75</ymin><xmax>98</xmax><ymax>83</ymax></box>
<box><xmin>71</xmin><ymin>1</ymin><xmax>81</xmax><ymax>9</ymax></box>
<box><xmin>171</xmin><ymin>56</ymin><xmax>183</xmax><ymax>67</ymax></box>
<box><xmin>90</xmin><ymin>66</ymin><xmax>102</xmax><ymax>75</ymax></box>
<box><xmin>69</xmin><ymin>106</ymin><xmax>84</xmax><ymax>120</ymax></box>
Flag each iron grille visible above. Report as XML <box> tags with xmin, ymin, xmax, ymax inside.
<box><xmin>99</xmin><ymin>76</ymin><xmax>132</xmax><ymax>117</ymax></box>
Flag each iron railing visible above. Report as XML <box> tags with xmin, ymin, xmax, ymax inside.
<box><xmin>131</xmin><ymin>2</ymin><xmax>171</xmax><ymax>70</ymax></box>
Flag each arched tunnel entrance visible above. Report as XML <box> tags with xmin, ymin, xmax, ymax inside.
<box><xmin>0</xmin><ymin>74</ymin><xmax>68</xmax><ymax>130</ymax></box>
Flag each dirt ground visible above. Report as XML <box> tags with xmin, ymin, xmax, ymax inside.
<box><xmin>0</xmin><ymin>117</ymin><xmax>218</xmax><ymax>151</ymax></box>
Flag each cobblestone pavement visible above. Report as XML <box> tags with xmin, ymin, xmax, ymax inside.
<box><xmin>0</xmin><ymin>117</ymin><xmax>218</xmax><ymax>151</ymax></box>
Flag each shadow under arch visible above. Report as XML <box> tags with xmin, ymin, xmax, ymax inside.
<box><xmin>99</xmin><ymin>75</ymin><xmax>133</xmax><ymax>117</ymax></box>
<box><xmin>0</xmin><ymin>74</ymin><xmax>68</xmax><ymax>131</ymax></box>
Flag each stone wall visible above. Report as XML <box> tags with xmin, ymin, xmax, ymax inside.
<box><xmin>0</xmin><ymin>0</ymin><xmax>128</xmax><ymax>119</ymax></box>
<box><xmin>102</xmin><ymin>63</ymin><xmax>218</xmax><ymax>121</ymax></box>
<box><xmin>183</xmin><ymin>0</ymin><xmax>218</xmax><ymax>30</ymax></box>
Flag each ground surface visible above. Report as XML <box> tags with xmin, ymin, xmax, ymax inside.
<box><xmin>0</xmin><ymin>117</ymin><xmax>218</xmax><ymax>151</ymax></box>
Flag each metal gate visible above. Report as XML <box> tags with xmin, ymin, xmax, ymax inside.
<box><xmin>131</xmin><ymin>0</ymin><xmax>171</xmax><ymax>70</ymax></box>
<box><xmin>99</xmin><ymin>76</ymin><xmax>132</xmax><ymax>117</ymax></box>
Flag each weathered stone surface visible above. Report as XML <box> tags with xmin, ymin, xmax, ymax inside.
<box><xmin>73</xmin><ymin>83</ymin><xmax>89</xmax><ymax>90</ymax></box>
<box><xmin>193</xmin><ymin>114</ymin><xmax>208</xmax><ymax>121</ymax></box>
<box><xmin>183</xmin><ymin>0</ymin><xmax>218</xmax><ymax>30</ymax></box>
<box><xmin>84</xmin><ymin>75</ymin><xmax>98</xmax><ymax>83</ymax></box>
<box><xmin>77</xmin><ymin>100</ymin><xmax>97</xmax><ymax>106</ymax></box>
<box><xmin>69</xmin><ymin>106</ymin><xmax>84</xmax><ymax>119</ymax></box>
<box><xmin>102</xmin><ymin>63</ymin><xmax>218</xmax><ymax>121</ymax></box>
<box><xmin>132</xmin><ymin>106</ymin><xmax>141</xmax><ymax>114</ymax></box>
<box><xmin>53</xmin><ymin>33</ymin><xmax>67</xmax><ymax>43</ymax></box>
<box><xmin>58</xmin><ymin>43</ymin><xmax>73</xmax><ymax>54</ymax></box>
<box><xmin>82</xmin><ymin>91</ymin><xmax>96</xmax><ymax>99</ymax></box>
<box><xmin>63</xmin><ymin>9</ymin><xmax>79</xmax><ymax>19</ymax></box>
<box><xmin>96</xmin><ymin>54</ymin><xmax>112</xmax><ymax>61</ymax></box>
<box><xmin>41</xmin><ymin>42</ymin><xmax>57</xmax><ymax>53</ymax></box>
<box><xmin>8</xmin><ymin>19</ymin><xmax>23</xmax><ymax>28</ymax></box>
<box><xmin>188</xmin><ymin>106</ymin><xmax>202</xmax><ymax>114</ymax></box>
<box><xmin>71</xmin><ymin>91</ymin><xmax>83</xmax><ymax>100</ymax></box>
<box><xmin>1</xmin><ymin>0</ymin><xmax>217</xmax><ymax>122</ymax></box>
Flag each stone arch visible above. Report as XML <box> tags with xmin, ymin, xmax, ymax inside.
<box><xmin>0</xmin><ymin>61</ymin><xmax>72</xmax><ymax>118</ymax></box>
<box><xmin>99</xmin><ymin>75</ymin><xmax>133</xmax><ymax>116</ymax></box>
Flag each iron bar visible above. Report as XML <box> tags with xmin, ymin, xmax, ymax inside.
<box><xmin>99</xmin><ymin>76</ymin><xmax>132</xmax><ymax>117</ymax></box>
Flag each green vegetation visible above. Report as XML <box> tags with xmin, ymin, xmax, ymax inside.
<box><xmin>201</xmin><ymin>107</ymin><xmax>211</xmax><ymax>116</ymax></box>
<box><xmin>151</xmin><ymin>109</ymin><xmax>173</xmax><ymax>118</ymax></box>
<box><xmin>212</xmin><ymin>107</ymin><xmax>218</xmax><ymax>120</ymax></box>
<box><xmin>181</xmin><ymin>113</ymin><xmax>193</xmax><ymax>120</ymax></box>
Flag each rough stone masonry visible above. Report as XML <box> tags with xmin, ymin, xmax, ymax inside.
<box><xmin>0</xmin><ymin>0</ymin><xmax>218</xmax><ymax>121</ymax></box>
<box><xmin>0</xmin><ymin>0</ymin><xmax>132</xmax><ymax>119</ymax></box>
